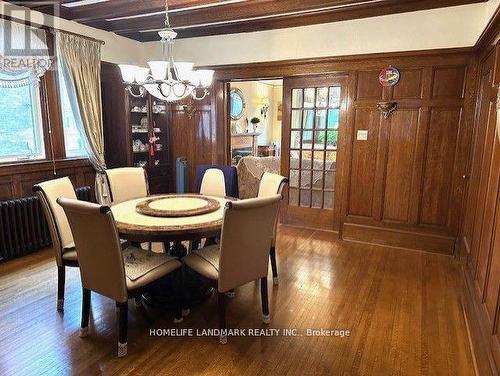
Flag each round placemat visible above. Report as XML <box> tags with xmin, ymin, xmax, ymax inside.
<box><xmin>135</xmin><ymin>194</ymin><xmax>221</xmax><ymax>218</ymax></box>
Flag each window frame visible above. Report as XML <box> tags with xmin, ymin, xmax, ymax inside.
<box><xmin>0</xmin><ymin>77</ymin><xmax>47</xmax><ymax>164</ymax></box>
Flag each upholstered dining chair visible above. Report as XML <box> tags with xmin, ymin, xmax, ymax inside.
<box><xmin>33</xmin><ymin>177</ymin><xmax>79</xmax><ymax>312</ymax></box>
<box><xmin>57</xmin><ymin>197</ymin><xmax>183</xmax><ymax>358</ymax></box>
<box><xmin>182</xmin><ymin>195</ymin><xmax>282</xmax><ymax>344</ymax></box>
<box><xmin>200</xmin><ymin>168</ymin><xmax>226</xmax><ymax>198</ymax></box>
<box><xmin>105</xmin><ymin>167</ymin><xmax>151</xmax><ymax>252</ymax></box>
<box><xmin>257</xmin><ymin>172</ymin><xmax>288</xmax><ymax>285</ymax></box>
<box><xmin>104</xmin><ymin>167</ymin><xmax>149</xmax><ymax>205</ymax></box>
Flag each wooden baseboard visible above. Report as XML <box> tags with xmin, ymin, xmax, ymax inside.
<box><xmin>461</xmin><ymin>265</ymin><xmax>500</xmax><ymax>375</ymax></box>
<box><xmin>341</xmin><ymin>223</ymin><xmax>455</xmax><ymax>254</ymax></box>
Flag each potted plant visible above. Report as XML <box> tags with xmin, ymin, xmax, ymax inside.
<box><xmin>250</xmin><ymin>117</ymin><xmax>261</xmax><ymax>133</ymax></box>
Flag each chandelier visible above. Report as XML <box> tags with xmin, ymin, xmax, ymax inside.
<box><xmin>118</xmin><ymin>0</ymin><xmax>214</xmax><ymax>102</ymax></box>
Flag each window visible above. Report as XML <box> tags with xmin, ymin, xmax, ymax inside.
<box><xmin>0</xmin><ymin>71</ymin><xmax>45</xmax><ymax>163</ymax></box>
<box><xmin>57</xmin><ymin>67</ymin><xmax>87</xmax><ymax>158</ymax></box>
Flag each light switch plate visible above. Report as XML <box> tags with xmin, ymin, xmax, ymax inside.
<box><xmin>357</xmin><ymin>130</ymin><xmax>368</xmax><ymax>141</ymax></box>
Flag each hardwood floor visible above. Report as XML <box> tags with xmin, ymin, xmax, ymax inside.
<box><xmin>0</xmin><ymin>226</ymin><xmax>475</xmax><ymax>375</ymax></box>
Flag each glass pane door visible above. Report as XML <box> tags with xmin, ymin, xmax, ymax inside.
<box><xmin>288</xmin><ymin>86</ymin><xmax>340</xmax><ymax>211</ymax></box>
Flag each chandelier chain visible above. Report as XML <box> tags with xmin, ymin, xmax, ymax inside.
<box><xmin>165</xmin><ymin>0</ymin><xmax>170</xmax><ymax>28</ymax></box>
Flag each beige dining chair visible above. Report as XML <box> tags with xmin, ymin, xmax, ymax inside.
<box><xmin>33</xmin><ymin>177</ymin><xmax>79</xmax><ymax>312</ymax></box>
<box><xmin>182</xmin><ymin>195</ymin><xmax>282</xmax><ymax>344</ymax></box>
<box><xmin>105</xmin><ymin>167</ymin><xmax>151</xmax><ymax>252</ymax></box>
<box><xmin>200</xmin><ymin>168</ymin><xmax>226</xmax><ymax>198</ymax></box>
<box><xmin>57</xmin><ymin>197</ymin><xmax>183</xmax><ymax>357</ymax></box>
<box><xmin>104</xmin><ymin>167</ymin><xmax>149</xmax><ymax>204</ymax></box>
<box><xmin>257</xmin><ymin>172</ymin><xmax>288</xmax><ymax>285</ymax></box>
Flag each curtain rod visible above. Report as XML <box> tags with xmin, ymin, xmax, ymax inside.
<box><xmin>0</xmin><ymin>14</ymin><xmax>106</xmax><ymax>45</ymax></box>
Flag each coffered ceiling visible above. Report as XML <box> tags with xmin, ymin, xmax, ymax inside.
<box><xmin>9</xmin><ymin>0</ymin><xmax>487</xmax><ymax>41</ymax></box>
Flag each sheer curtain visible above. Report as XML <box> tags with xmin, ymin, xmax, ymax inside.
<box><xmin>56</xmin><ymin>31</ymin><xmax>110</xmax><ymax>203</ymax></box>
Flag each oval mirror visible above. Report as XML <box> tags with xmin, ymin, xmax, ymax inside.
<box><xmin>230</xmin><ymin>88</ymin><xmax>245</xmax><ymax>120</ymax></box>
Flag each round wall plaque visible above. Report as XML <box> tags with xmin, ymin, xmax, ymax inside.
<box><xmin>136</xmin><ymin>194</ymin><xmax>221</xmax><ymax>218</ymax></box>
<box><xmin>379</xmin><ymin>66</ymin><xmax>400</xmax><ymax>87</ymax></box>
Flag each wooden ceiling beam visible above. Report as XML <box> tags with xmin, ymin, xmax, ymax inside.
<box><xmin>68</xmin><ymin>0</ymin><xmax>230</xmax><ymax>22</ymax></box>
<box><xmin>87</xmin><ymin>0</ymin><xmax>383</xmax><ymax>33</ymax></box>
<box><xmin>112</xmin><ymin>0</ymin><xmax>486</xmax><ymax>39</ymax></box>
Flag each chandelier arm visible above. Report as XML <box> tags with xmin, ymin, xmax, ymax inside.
<box><xmin>173</xmin><ymin>82</ymin><xmax>188</xmax><ymax>98</ymax></box>
<box><xmin>126</xmin><ymin>85</ymin><xmax>146</xmax><ymax>98</ymax></box>
<box><xmin>158</xmin><ymin>83</ymin><xmax>172</xmax><ymax>99</ymax></box>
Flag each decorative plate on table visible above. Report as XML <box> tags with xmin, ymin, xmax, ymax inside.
<box><xmin>136</xmin><ymin>194</ymin><xmax>221</xmax><ymax>218</ymax></box>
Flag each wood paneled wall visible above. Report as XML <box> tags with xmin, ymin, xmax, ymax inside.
<box><xmin>169</xmin><ymin>96</ymin><xmax>216</xmax><ymax>192</ymax></box>
<box><xmin>341</xmin><ymin>60</ymin><xmax>474</xmax><ymax>254</ymax></box>
<box><xmin>0</xmin><ymin>159</ymin><xmax>95</xmax><ymax>201</ymax></box>
<box><xmin>458</xmin><ymin>20</ymin><xmax>500</xmax><ymax>373</ymax></box>
<box><xmin>210</xmin><ymin>48</ymin><xmax>475</xmax><ymax>254</ymax></box>
<box><xmin>101</xmin><ymin>62</ymin><xmax>128</xmax><ymax>169</ymax></box>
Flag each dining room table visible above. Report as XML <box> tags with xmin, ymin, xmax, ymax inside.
<box><xmin>111</xmin><ymin>193</ymin><xmax>234</xmax><ymax>307</ymax></box>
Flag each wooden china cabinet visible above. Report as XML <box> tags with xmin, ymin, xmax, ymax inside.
<box><xmin>101</xmin><ymin>63</ymin><xmax>171</xmax><ymax>193</ymax></box>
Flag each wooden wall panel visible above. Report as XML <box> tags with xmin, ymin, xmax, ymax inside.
<box><xmin>419</xmin><ymin>109</ymin><xmax>460</xmax><ymax>227</ymax></box>
<box><xmin>473</xmin><ymin>99</ymin><xmax>498</xmax><ymax>293</ymax></box>
<box><xmin>459</xmin><ymin>34</ymin><xmax>500</xmax><ymax>373</ymax></box>
<box><xmin>393</xmin><ymin>69</ymin><xmax>422</xmax><ymax>99</ymax></box>
<box><xmin>481</xmin><ymin>138</ymin><xmax>500</xmax><ymax>323</ymax></box>
<box><xmin>471</xmin><ymin>103</ymin><xmax>497</xmax><ymax>269</ymax></box>
<box><xmin>462</xmin><ymin>57</ymin><xmax>494</xmax><ymax>257</ymax></box>
<box><xmin>169</xmin><ymin>98</ymin><xmax>214</xmax><ymax>192</ymax></box>
<box><xmin>382</xmin><ymin>109</ymin><xmax>419</xmax><ymax>222</ymax></box>
<box><xmin>101</xmin><ymin>62</ymin><xmax>128</xmax><ymax>169</ymax></box>
<box><xmin>194</xmin><ymin>105</ymin><xmax>215</xmax><ymax>168</ymax></box>
<box><xmin>356</xmin><ymin>71</ymin><xmax>383</xmax><ymax>99</ymax></box>
<box><xmin>347</xmin><ymin>108</ymin><xmax>380</xmax><ymax>217</ymax></box>
<box><xmin>0</xmin><ymin>160</ymin><xmax>95</xmax><ymax>201</ymax></box>
<box><xmin>432</xmin><ymin>66</ymin><xmax>466</xmax><ymax>98</ymax></box>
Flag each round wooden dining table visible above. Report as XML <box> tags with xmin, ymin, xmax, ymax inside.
<box><xmin>111</xmin><ymin>193</ymin><xmax>232</xmax><ymax>306</ymax></box>
<box><xmin>112</xmin><ymin>193</ymin><xmax>232</xmax><ymax>255</ymax></box>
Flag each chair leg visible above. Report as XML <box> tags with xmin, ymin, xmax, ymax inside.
<box><xmin>218</xmin><ymin>292</ymin><xmax>227</xmax><ymax>344</ymax></box>
<box><xmin>80</xmin><ymin>288</ymin><xmax>91</xmax><ymax>337</ymax></box>
<box><xmin>57</xmin><ymin>266</ymin><xmax>65</xmax><ymax>311</ymax></box>
<box><xmin>117</xmin><ymin>301</ymin><xmax>128</xmax><ymax>357</ymax></box>
<box><xmin>260</xmin><ymin>277</ymin><xmax>270</xmax><ymax>324</ymax></box>
<box><xmin>270</xmin><ymin>246</ymin><xmax>278</xmax><ymax>285</ymax></box>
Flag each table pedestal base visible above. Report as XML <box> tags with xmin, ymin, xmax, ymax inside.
<box><xmin>141</xmin><ymin>269</ymin><xmax>214</xmax><ymax>308</ymax></box>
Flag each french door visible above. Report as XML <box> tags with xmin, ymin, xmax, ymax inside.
<box><xmin>281</xmin><ymin>75</ymin><xmax>348</xmax><ymax>231</ymax></box>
